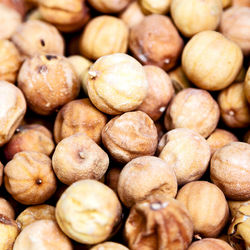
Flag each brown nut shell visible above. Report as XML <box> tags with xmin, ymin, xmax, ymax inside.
<box><xmin>90</xmin><ymin>242</ymin><xmax>129</xmax><ymax>250</ymax></box>
<box><xmin>232</xmin><ymin>0</ymin><xmax>250</xmax><ymax>6</ymax></box>
<box><xmin>139</xmin><ymin>0</ymin><xmax>171</xmax><ymax>15</ymax></box>
<box><xmin>188</xmin><ymin>238</ymin><xmax>234</xmax><ymax>250</ymax></box>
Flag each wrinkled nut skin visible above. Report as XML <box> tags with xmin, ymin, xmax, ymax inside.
<box><xmin>244</xmin><ymin>130</ymin><xmax>250</xmax><ymax>144</ymax></box>
<box><xmin>102</xmin><ymin>111</ymin><xmax>158</xmax><ymax>163</ymax></box>
<box><xmin>210</xmin><ymin>142</ymin><xmax>250</xmax><ymax>200</ymax></box>
<box><xmin>139</xmin><ymin>0</ymin><xmax>171</xmax><ymax>14</ymax></box>
<box><xmin>118</xmin><ymin>156</ymin><xmax>177</xmax><ymax>207</ymax></box>
<box><xmin>164</xmin><ymin>88</ymin><xmax>220</xmax><ymax>138</ymax></box>
<box><xmin>0</xmin><ymin>198</ymin><xmax>15</xmax><ymax>219</ymax></box>
<box><xmin>4</xmin><ymin>151</ymin><xmax>57</xmax><ymax>205</ymax></box>
<box><xmin>137</xmin><ymin>65</ymin><xmax>174</xmax><ymax>121</ymax></box>
<box><xmin>182</xmin><ymin>31</ymin><xmax>243</xmax><ymax>91</ymax></box>
<box><xmin>177</xmin><ymin>181</ymin><xmax>229</xmax><ymax>238</ymax></box>
<box><xmin>52</xmin><ymin>133</ymin><xmax>109</xmax><ymax>185</ymax></box>
<box><xmin>55</xmin><ymin>180</ymin><xmax>122</xmax><ymax>245</ymax></box>
<box><xmin>188</xmin><ymin>238</ymin><xmax>234</xmax><ymax>250</ymax></box>
<box><xmin>228</xmin><ymin>200</ymin><xmax>250</xmax><ymax>217</ymax></box>
<box><xmin>87</xmin><ymin>0</ymin><xmax>131</xmax><ymax>13</ymax></box>
<box><xmin>159</xmin><ymin>128</ymin><xmax>211</xmax><ymax>185</ymax></box>
<box><xmin>0</xmin><ymin>81</ymin><xmax>26</xmax><ymax>147</ymax></box>
<box><xmin>87</xmin><ymin>53</ymin><xmax>148</xmax><ymax>115</ymax></box>
<box><xmin>4</xmin><ymin>124</ymin><xmax>55</xmax><ymax>161</ymax></box>
<box><xmin>218</xmin><ymin>82</ymin><xmax>250</xmax><ymax>128</ymax></box>
<box><xmin>80</xmin><ymin>16</ymin><xmax>129</xmax><ymax>60</ymax></box>
<box><xmin>90</xmin><ymin>242</ymin><xmax>129</xmax><ymax>250</ymax></box>
<box><xmin>13</xmin><ymin>219</ymin><xmax>73</xmax><ymax>250</ymax></box>
<box><xmin>244</xmin><ymin>67</ymin><xmax>250</xmax><ymax>104</ymax></box>
<box><xmin>105</xmin><ymin>167</ymin><xmax>121</xmax><ymax>194</ymax></box>
<box><xmin>18</xmin><ymin>54</ymin><xmax>80</xmax><ymax>115</ymax></box>
<box><xmin>54</xmin><ymin>98</ymin><xmax>107</xmax><ymax>144</ymax></box>
<box><xmin>125</xmin><ymin>196</ymin><xmax>193</xmax><ymax>250</ymax></box>
<box><xmin>129</xmin><ymin>14</ymin><xmax>183</xmax><ymax>71</ymax></box>
<box><xmin>0</xmin><ymin>161</ymin><xmax>3</xmax><ymax>187</ymax></box>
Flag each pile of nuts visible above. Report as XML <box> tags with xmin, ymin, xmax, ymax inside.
<box><xmin>0</xmin><ymin>0</ymin><xmax>249</xmax><ymax>249</ymax></box>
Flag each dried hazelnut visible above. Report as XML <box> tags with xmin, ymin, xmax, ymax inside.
<box><xmin>232</xmin><ymin>0</ymin><xmax>250</xmax><ymax>7</ymax></box>
<box><xmin>54</xmin><ymin>98</ymin><xmax>107</xmax><ymax>144</ymax></box>
<box><xmin>105</xmin><ymin>167</ymin><xmax>121</xmax><ymax>194</ymax></box>
<box><xmin>0</xmin><ymin>0</ymin><xmax>25</xmax><ymax>17</ymax></box>
<box><xmin>188</xmin><ymin>238</ymin><xmax>234</xmax><ymax>250</ymax></box>
<box><xmin>0</xmin><ymin>81</ymin><xmax>26</xmax><ymax>146</ymax></box>
<box><xmin>125</xmin><ymin>196</ymin><xmax>193</xmax><ymax>250</ymax></box>
<box><xmin>222</xmin><ymin>0</ymin><xmax>232</xmax><ymax>8</ymax></box>
<box><xmin>218</xmin><ymin>82</ymin><xmax>250</xmax><ymax>128</ymax></box>
<box><xmin>159</xmin><ymin>128</ymin><xmax>211</xmax><ymax>185</ymax></box>
<box><xmin>18</xmin><ymin>54</ymin><xmax>80</xmax><ymax>115</ymax></box>
<box><xmin>164</xmin><ymin>88</ymin><xmax>220</xmax><ymax>138</ymax></box>
<box><xmin>129</xmin><ymin>14</ymin><xmax>183</xmax><ymax>71</ymax></box>
<box><xmin>4</xmin><ymin>124</ymin><xmax>55</xmax><ymax>161</ymax></box>
<box><xmin>87</xmin><ymin>0</ymin><xmax>131</xmax><ymax>13</ymax></box>
<box><xmin>0</xmin><ymin>198</ymin><xmax>15</xmax><ymax>219</ymax></box>
<box><xmin>4</xmin><ymin>151</ymin><xmax>57</xmax><ymax>205</ymax></box>
<box><xmin>87</xmin><ymin>53</ymin><xmax>148</xmax><ymax>115</ymax></box>
<box><xmin>137</xmin><ymin>65</ymin><xmax>174</xmax><ymax>121</ymax></box>
<box><xmin>139</xmin><ymin>0</ymin><xmax>171</xmax><ymax>14</ymax></box>
<box><xmin>207</xmin><ymin>129</ymin><xmax>238</xmax><ymax>156</ymax></box>
<box><xmin>80</xmin><ymin>16</ymin><xmax>129</xmax><ymax>60</ymax></box>
<box><xmin>228</xmin><ymin>200</ymin><xmax>250</xmax><ymax>217</ymax></box>
<box><xmin>90</xmin><ymin>242</ymin><xmax>129</xmax><ymax>250</ymax></box>
<box><xmin>102</xmin><ymin>111</ymin><xmax>158</xmax><ymax>163</ymax></box>
<box><xmin>13</xmin><ymin>219</ymin><xmax>72</xmax><ymax>249</ymax></box>
<box><xmin>0</xmin><ymin>161</ymin><xmax>3</xmax><ymax>187</ymax></box>
<box><xmin>182</xmin><ymin>31</ymin><xmax>243</xmax><ymax>91</ymax></box>
<box><xmin>55</xmin><ymin>180</ymin><xmax>122</xmax><ymax>244</ymax></box>
<box><xmin>244</xmin><ymin>66</ymin><xmax>250</xmax><ymax>104</ymax></box>
<box><xmin>244</xmin><ymin>130</ymin><xmax>250</xmax><ymax>144</ymax></box>
<box><xmin>210</xmin><ymin>142</ymin><xmax>250</xmax><ymax>200</ymax></box>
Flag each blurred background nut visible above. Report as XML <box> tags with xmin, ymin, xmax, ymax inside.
<box><xmin>182</xmin><ymin>31</ymin><xmax>243</xmax><ymax>91</ymax></box>
<box><xmin>164</xmin><ymin>88</ymin><xmax>220</xmax><ymax>138</ymax></box>
<box><xmin>4</xmin><ymin>151</ymin><xmax>57</xmax><ymax>205</ymax></box>
<box><xmin>90</xmin><ymin>242</ymin><xmax>129</xmax><ymax>250</ymax></box>
<box><xmin>222</xmin><ymin>0</ymin><xmax>232</xmax><ymax>8</ymax></box>
<box><xmin>244</xmin><ymin>130</ymin><xmax>250</xmax><ymax>144</ymax></box>
<box><xmin>102</xmin><ymin>111</ymin><xmax>158</xmax><ymax>163</ymax></box>
<box><xmin>0</xmin><ymin>0</ymin><xmax>25</xmax><ymax>17</ymax></box>
<box><xmin>80</xmin><ymin>16</ymin><xmax>129</xmax><ymax>60</ymax></box>
<box><xmin>18</xmin><ymin>54</ymin><xmax>80</xmax><ymax>115</ymax></box>
<box><xmin>105</xmin><ymin>167</ymin><xmax>121</xmax><ymax>194</ymax></box>
<box><xmin>210</xmin><ymin>142</ymin><xmax>250</xmax><ymax>200</ymax></box>
<box><xmin>139</xmin><ymin>0</ymin><xmax>171</xmax><ymax>14</ymax></box>
<box><xmin>56</xmin><ymin>180</ymin><xmax>122</xmax><ymax>244</ymax></box>
<box><xmin>0</xmin><ymin>81</ymin><xmax>26</xmax><ymax>146</ymax></box>
<box><xmin>188</xmin><ymin>238</ymin><xmax>234</xmax><ymax>250</ymax></box>
<box><xmin>129</xmin><ymin>14</ymin><xmax>183</xmax><ymax>71</ymax></box>
<box><xmin>0</xmin><ymin>198</ymin><xmax>15</xmax><ymax>219</ymax></box>
<box><xmin>244</xmin><ymin>66</ymin><xmax>250</xmax><ymax>104</ymax></box>
<box><xmin>87</xmin><ymin>53</ymin><xmax>148</xmax><ymax>115</ymax></box>
<box><xmin>87</xmin><ymin>0</ymin><xmax>131</xmax><ymax>13</ymax></box>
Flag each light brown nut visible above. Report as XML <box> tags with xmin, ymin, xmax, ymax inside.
<box><xmin>244</xmin><ymin>66</ymin><xmax>250</xmax><ymax>104</ymax></box>
<box><xmin>232</xmin><ymin>0</ymin><xmax>250</xmax><ymax>7</ymax></box>
<box><xmin>0</xmin><ymin>198</ymin><xmax>15</xmax><ymax>219</ymax></box>
<box><xmin>0</xmin><ymin>0</ymin><xmax>25</xmax><ymax>17</ymax></box>
<box><xmin>164</xmin><ymin>88</ymin><xmax>220</xmax><ymax>138</ymax></box>
<box><xmin>244</xmin><ymin>130</ymin><xmax>250</xmax><ymax>144</ymax></box>
<box><xmin>87</xmin><ymin>53</ymin><xmax>148</xmax><ymax>115</ymax></box>
<box><xmin>228</xmin><ymin>200</ymin><xmax>250</xmax><ymax>217</ymax></box>
<box><xmin>105</xmin><ymin>167</ymin><xmax>121</xmax><ymax>194</ymax></box>
<box><xmin>87</xmin><ymin>0</ymin><xmax>131</xmax><ymax>13</ymax></box>
<box><xmin>18</xmin><ymin>54</ymin><xmax>80</xmax><ymax>115</ymax></box>
<box><xmin>0</xmin><ymin>161</ymin><xmax>3</xmax><ymax>187</ymax></box>
<box><xmin>139</xmin><ymin>0</ymin><xmax>171</xmax><ymax>14</ymax></box>
<box><xmin>210</xmin><ymin>142</ymin><xmax>250</xmax><ymax>200</ymax></box>
<box><xmin>0</xmin><ymin>81</ymin><xmax>26</xmax><ymax>146</ymax></box>
<box><xmin>54</xmin><ymin>98</ymin><xmax>107</xmax><ymax>144</ymax></box>
<box><xmin>188</xmin><ymin>238</ymin><xmax>234</xmax><ymax>250</ymax></box>
<box><xmin>56</xmin><ymin>180</ymin><xmax>122</xmax><ymax>244</ymax></box>
<box><xmin>158</xmin><ymin>128</ymin><xmax>211</xmax><ymax>185</ymax></box>
<box><xmin>4</xmin><ymin>151</ymin><xmax>57</xmax><ymax>205</ymax></box>
<box><xmin>182</xmin><ymin>31</ymin><xmax>243</xmax><ymax>91</ymax></box>
<box><xmin>90</xmin><ymin>242</ymin><xmax>129</xmax><ymax>250</ymax></box>
<box><xmin>102</xmin><ymin>111</ymin><xmax>158</xmax><ymax>163</ymax></box>
<box><xmin>129</xmin><ymin>14</ymin><xmax>183</xmax><ymax>71</ymax></box>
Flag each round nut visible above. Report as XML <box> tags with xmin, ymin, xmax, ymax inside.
<box><xmin>0</xmin><ymin>198</ymin><xmax>15</xmax><ymax>219</ymax></box>
<box><xmin>87</xmin><ymin>0</ymin><xmax>131</xmax><ymax>13</ymax></box>
<box><xmin>244</xmin><ymin>66</ymin><xmax>250</xmax><ymax>104</ymax></box>
<box><xmin>188</xmin><ymin>238</ymin><xmax>234</xmax><ymax>250</ymax></box>
<box><xmin>90</xmin><ymin>242</ymin><xmax>129</xmax><ymax>250</ymax></box>
<box><xmin>139</xmin><ymin>0</ymin><xmax>171</xmax><ymax>15</ymax></box>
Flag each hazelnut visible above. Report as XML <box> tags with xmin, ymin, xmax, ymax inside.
<box><xmin>102</xmin><ymin>111</ymin><xmax>158</xmax><ymax>163</ymax></box>
<box><xmin>158</xmin><ymin>128</ymin><xmax>211</xmax><ymax>185</ymax></box>
<box><xmin>228</xmin><ymin>200</ymin><xmax>250</xmax><ymax>217</ymax></box>
<box><xmin>105</xmin><ymin>167</ymin><xmax>121</xmax><ymax>194</ymax></box>
<box><xmin>4</xmin><ymin>124</ymin><xmax>55</xmax><ymax>161</ymax></box>
<box><xmin>0</xmin><ymin>161</ymin><xmax>3</xmax><ymax>186</ymax></box>
<box><xmin>139</xmin><ymin>0</ymin><xmax>171</xmax><ymax>15</ymax></box>
<box><xmin>87</xmin><ymin>0</ymin><xmax>131</xmax><ymax>13</ymax></box>
<box><xmin>0</xmin><ymin>198</ymin><xmax>15</xmax><ymax>219</ymax></box>
<box><xmin>244</xmin><ymin>66</ymin><xmax>250</xmax><ymax>104</ymax></box>
<box><xmin>4</xmin><ymin>151</ymin><xmax>57</xmax><ymax>205</ymax></box>
<box><xmin>0</xmin><ymin>0</ymin><xmax>25</xmax><ymax>17</ymax></box>
<box><xmin>177</xmin><ymin>181</ymin><xmax>229</xmax><ymax>237</ymax></box>
<box><xmin>164</xmin><ymin>88</ymin><xmax>220</xmax><ymax>138</ymax></box>
<box><xmin>210</xmin><ymin>142</ymin><xmax>250</xmax><ymax>200</ymax></box>
<box><xmin>118</xmin><ymin>156</ymin><xmax>177</xmax><ymax>207</ymax></box>
<box><xmin>232</xmin><ymin>0</ymin><xmax>250</xmax><ymax>7</ymax></box>
<box><xmin>18</xmin><ymin>54</ymin><xmax>80</xmax><ymax>115</ymax></box>
<box><xmin>55</xmin><ymin>180</ymin><xmax>122</xmax><ymax>244</ymax></box>
<box><xmin>87</xmin><ymin>53</ymin><xmax>148</xmax><ymax>115</ymax></box>
<box><xmin>54</xmin><ymin>98</ymin><xmax>107</xmax><ymax>144</ymax></box>
<box><xmin>218</xmin><ymin>82</ymin><xmax>250</xmax><ymax>128</ymax></box>
<box><xmin>188</xmin><ymin>238</ymin><xmax>234</xmax><ymax>250</ymax></box>
<box><xmin>137</xmin><ymin>65</ymin><xmax>174</xmax><ymax>121</ymax></box>
<box><xmin>244</xmin><ymin>130</ymin><xmax>250</xmax><ymax>144</ymax></box>
<box><xmin>124</xmin><ymin>196</ymin><xmax>193</xmax><ymax>250</ymax></box>
<box><xmin>182</xmin><ymin>31</ymin><xmax>243</xmax><ymax>91</ymax></box>
<box><xmin>13</xmin><ymin>219</ymin><xmax>73</xmax><ymax>249</ymax></box>
<box><xmin>129</xmin><ymin>14</ymin><xmax>183</xmax><ymax>71</ymax></box>
<box><xmin>222</xmin><ymin>0</ymin><xmax>232</xmax><ymax>8</ymax></box>
<box><xmin>0</xmin><ymin>81</ymin><xmax>26</xmax><ymax>146</ymax></box>
<box><xmin>90</xmin><ymin>242</ymin><xmax>129</xmax><ymax>250</ymax></box>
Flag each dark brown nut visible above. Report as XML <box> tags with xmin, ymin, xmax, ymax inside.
<box><xmin>0</xmin><ymin>81</ymin><xmax>26</xmax><ymax>146</ymax></box>
<box><xmin>244</xmin><ymin>130</ymin><xmax>250</xmax><ymax>144</ymax></box>
<box><xmin>207</xmin><ymin>129</ymin><xmax>238</xmax><ymax>156</ymax></box>
<box><xmin>177</xmin><ymin>181</ymin><xmax>229</xmax><ymax>238</ymax></box>
<box><xmin>188</xmin><ymin>238</ymin><xmax>234</xmax><ymax>250</ymax></box>
<box><xmin>87</xmin><ymin>0</ymin><xmax>131</xmax><ymax>13</ymax></box>
<box><xmin>218</xmin><ymin>82</ymin><xmax>250</xmax><ymax>128</ymax></box>
<box><xmin>4</xmin><ymin>124</ymin><xmax>55</xmax><ymax>161</ymax></box>
<box><xmin>158</xmin><ymin>128</ymin><xmax>211</xmax><ymax>185</ymax></box>
<box><xmin>164</xmin><ymin>88</ymin><xmax>220</xmax><ymax>138</ymax></box>
<box><xmin>0</xmin><ymin>0</ymin><xmax>25</xmax><ymax>17</ymax></box>
<box><xmin>228</xmin><ymin>200</ymin><xmax>250</xmax><ymax>217</ymax></box>
<box><xmin>0</xmin><ymin>198</ymin><xmax>15</xmax><ymax>219</ymax></box>
<box><xmin>90</xmin><ymin>242</ymin><xmax>129</xmax><ymax>250</ymax></box>
<box><xmin>155</xmin><ymin>120</ymin><xmax>166</xmax><ymax>142</ymax></box>
<box><xmin>105</xmin><ymin>167</ymin><xmax>121</xmax><ymax>194</ymax></box>
<box><xmin>13</xmin><ymin>219</ymin><xmax>73</xmax><ymax>249</ymax></box>
<box><xmin>4</xmin><ymin>151</ymin><xmax>57</xmax><ymax>205</ymax></box>
<box><xmin>232</xmin><ymin>0</ymin><xmax>250</xmax><ymax>6</ymax></box>
<box><xmin>0</xmin><ymin>161</ymin><xmax>3</xmax><ymax>186</ymax></box>
<box><xmin>210</xmin><ymin>142</ymin><xmax>250</xmax><ymax>200</ymax></box>
<box><xmin>137</xmin><ymin>65</ymin><xmax>174</xmax><ymax>121</ymax></box>
<box><xmin>124</xmin><ymin>196</ymin><xmax>193</xmax><ymax>250</ymax></box>
<box><xmin>18</xmin><ymin>54</ymin><xmax>80</xmax><ymax>115</ymax></box>
<box><xmin>12</xmin><ymin>20</ymin><xmax>64</xmax><ymax>58</ymax></box>
<box><xmin>129</xmin><ymin>14</ymin><xmax>183</xmax><ymax>71</ymax></box>
<box><xmin>244</xmin><ymin>66</ymin><xmax>250</xmax><ymax>104</ymax></box>
<box><xmin>102</xmin><ymin>111</ymin><xmax>158</xmax><ymax>163</ymax></box>
<box><xmin>54</xmin><ymin>98</ymin><xmax>107</xmax><ymax>144</ymax></box>
<box><xmin>139</xmin><ymin>0</ymin><xmax>171</xmax><ymax>14</ymax></box>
